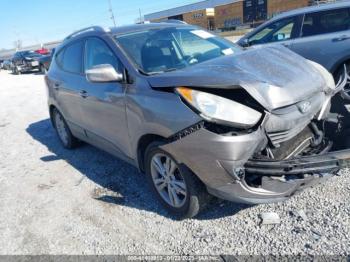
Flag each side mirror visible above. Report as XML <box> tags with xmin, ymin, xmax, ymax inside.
<box><xmin>276</xmin><ymin>33</ymin><xmax>286</xmax><ymax>41</ymax></box>
<box><xmin>86</xmin><ymin>64</ymin><xmax>123</xmax><ymax>83</ymax></box>
<box><xmin>240</xmin><ymin>38</ymin><xmax>250</xmax><ymax>47</ymax></box>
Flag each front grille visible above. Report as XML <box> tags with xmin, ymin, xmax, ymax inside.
<box><xmin>267</xmin><ymin>121</ymin><xmax>309</xmax><ymax>146</ymax></box>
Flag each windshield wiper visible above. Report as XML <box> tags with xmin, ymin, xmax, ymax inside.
<box><xmin>139</xmin><ymin>68</ymin><xmax>179</xmax><ymax>76</ymax></box>
<box><xmin>139</xmin><ymin>63</ymin><xmax>189</xmax><ymax>76</ymax></box>
<box><xmin>164</xmin><ymin>68</ymin><xmax>178</xmax><ymax>72</ymax></box>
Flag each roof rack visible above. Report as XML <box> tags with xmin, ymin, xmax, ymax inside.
<box><xmin>64</xmin><ymin>26</ymin><xmax>108</xmax><ymax>41</ymax></box>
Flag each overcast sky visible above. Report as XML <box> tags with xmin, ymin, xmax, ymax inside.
<box><xmin>0</xmin><ymin>0</ymin><xmax>198</xmax><ymax>50</ymax></box>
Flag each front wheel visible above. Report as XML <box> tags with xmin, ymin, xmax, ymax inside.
<box><xmin>13</xmin><ymin>66</ymin><xmax>20</xmax><ymax>75</ymax></box>
<box><xmin>144</xmin><ymin>142</ymin><xmax>209</xmax><ymax>218</ymax></box>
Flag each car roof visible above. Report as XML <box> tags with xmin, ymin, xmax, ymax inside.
<box><xmin>110</xmin><ymin>22</ymin><xmax>192</xmax><ymax>35</ymax></box>
<box><xmin>65</xmin><ymin>23</ymin><xmax>193</xmax><ymax>42</ymax></box>
<box><xmin>57</xmin><ymin>22</ymin><xmax>195</xmax><ymax>52</ymax></box>
<box><xmin>269</xmin><ymin>1</ymin><xmax>350</xmax><ymax>21</ymax></box>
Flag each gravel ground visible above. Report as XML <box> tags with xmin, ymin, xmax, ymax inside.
<box><xmin>0</xmin><ymin>70</ymin><xmax>349</xmax><ymax>255</ymax></box>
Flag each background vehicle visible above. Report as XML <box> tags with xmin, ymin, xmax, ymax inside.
<box><xmin>38</xmin><ymin>48</ymin><xmax>55</xmax><ymax>73</ymax></box>
<box><xmin>2</xmin><ymin>60</ymin><xmax>13</xmax><ymax>70</ymax></box>
<box><xmin>11</xmin><ymin>50</ymin><xmax>43</xmax><ymax>74</ymax></box>
<box><xmin>35</xmin><ymin>47</ymin><xmax>49</xmax><ymax>55</ymax></box>
<box><xmin>237</xmin><ymin>2</ymin><xmax>350</xmax><ymax>82</ymax></box>
<box><xmin>46</xmin><ymin>24</ymin><xmax>350</xmax><ymax>218</ymax></box>
<box><xmin>237</xmin><ymin>1</ymin><xmax>350</xmax><ymax>132</ymax></box>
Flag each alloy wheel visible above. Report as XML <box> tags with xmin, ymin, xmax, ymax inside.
<box><xmin>150</xmin><ymin>153</ymin><xmax>187</xmax><ymax>208</ymax></box>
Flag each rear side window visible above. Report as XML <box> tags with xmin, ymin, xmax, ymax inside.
<box><xmin>56</xmin><ymin>41</ymin><xmax>84</xmax><ymax>74</ymax></box>
<box><xmin>84</xmin><ymin>38</ymin><xmax>120</xmax><ymax>72</ymax></box>
<box><xmin>302</xmin><ymin>8</ymin><xmax>350</xmax><ymax>37</ymax></box>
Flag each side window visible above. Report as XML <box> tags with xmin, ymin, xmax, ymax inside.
<box><xmin>248</xmin><ymin>16</ymin><xmax>299</xmax><ymax>45</ymax></box>
<box><xmin>302</xmin><ymin>8</ymin><xmax>350</xmax><ymax>37</ymax></box>
<box><xmin>84</xmin><ymin>38</ymin><xmax>120</xmax><ymax>72</ymax></box>
<box><xmin>56</xmin><ymin>41</ymin><xmax>84</xmax><ymax>74</ymax></box>
<box><xmin>55</xmin><ymin>49</ymin><xmax>64</xmax><ymax>67</ymax></box>
<box><xmin>63</xmin><ymin>41</ymin><xmax>84</xmax><ymax>73</ymax></box>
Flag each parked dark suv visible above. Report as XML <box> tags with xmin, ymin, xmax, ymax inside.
<box><xmin>46</xmin><ymin>24</ymin><xmax>350</xmax><ymax>218</ymax></box>
<box><xmin>12</xmin><ymin>50</ymin><xmax>42</xmax><ymax>74</ymax></box>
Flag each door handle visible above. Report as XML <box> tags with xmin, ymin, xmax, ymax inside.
<box><xmin>79</xmin><ymin>90</ymin><xmax>88</xmax><ymax>98</ymax></box>
<box><xmin>333</xmin><ymin>35</ymin><xmax>350</xmax><ymax>42</ymax></box>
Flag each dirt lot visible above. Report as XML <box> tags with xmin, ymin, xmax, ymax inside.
<box><xmin>0</xmin><ymin>70</ymin><xmax>349</xmax><ymax>255</ymax></box>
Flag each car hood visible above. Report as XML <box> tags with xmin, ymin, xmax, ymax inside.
<box><xmin>147</xmin><ymin>45</ymin><xmax>326</xmax><ymax>111</ymax></box>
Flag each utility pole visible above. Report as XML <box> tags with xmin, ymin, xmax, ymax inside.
<box><xmin>108</xmin><ymin>0</ymin><xmax>116</xmax><ymax>27</ymax></box>
<box><xmin>139</xmin><ymin>8</ymin><xmax>143</xmax><ymax>24</ymax></box>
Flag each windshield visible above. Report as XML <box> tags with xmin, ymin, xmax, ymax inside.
<box><xmin>115</xmin><ymin>27</ymin><xmax>242</xmax><ymax>74</ymax></box>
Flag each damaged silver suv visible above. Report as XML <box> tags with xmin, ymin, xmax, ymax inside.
<box><xmin>46</xmin><ymin>24</ymin><xmax>349</xmax><ymax>218</ymax></box>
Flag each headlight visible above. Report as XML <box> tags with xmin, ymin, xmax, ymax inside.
<box><xmin>176</xmin><ymin>87</ymin><xmax>262</xmax><ymax>128</ymax></box>
<box><xmin>307</xmin><ymin>60</ymin><xmax>335</xmax><ymax>90</ymax></box>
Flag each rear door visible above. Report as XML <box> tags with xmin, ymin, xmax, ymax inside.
<box><xmin>244</xmin><ymin>15</ymin><xmax>302</xmax><ymax>49</ymax></box>
<box><xmin>291</xmin><ymin>7</ymin><xmax>350</xmax><ymax>71</ymax></box>
<box><xmin>78</xmin><ymin>37</ymin><xmax>132</xmax><ymax>159</ymax></box>
<box><xmin>51</xmin><ymin>40</ymin><xmax>86</xmax><ymax>136</ymax></box>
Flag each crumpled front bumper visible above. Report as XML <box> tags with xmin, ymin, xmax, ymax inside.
<box><xmin>17</xmin><ymin>62</ymin><xmax>39</xmax><ymax>72</ymax></box>
<box><xmin>161</xmin><ymin>123</ymin><xmax>350</xmax><ymax>204</ymax></box>
<box><xmin>210</xmin><ymin>149</ymin><xmax>350</xmax><ymax>204</ymax></box>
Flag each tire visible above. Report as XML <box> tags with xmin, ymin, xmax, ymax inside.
<box><xmin>52</xmin><ymin>109</ymin><xmax>79</xmax><ymax>149</ymax></box>
<box><xmin>40</xmin><ymin>64</ymin><xmax>46</xmax><ymax>74</ymax></box>
<box><xmin>144</xmin><ymin>141</ymin><xmax>209</xmax><ymax>219</ymax></box>
<box><xmin>14</xmin><ymin>66</ymin><xmax>20</xmax><ymax>75</ymax></box>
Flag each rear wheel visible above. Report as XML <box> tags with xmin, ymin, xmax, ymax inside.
<box><xmin>52</xmin><ymin>109</ymin><xmax>79</xmax><ymax>149</ymax></box>
<box><xmin>39</xmin><ymin>64</ymin><xmax>46</xmax><ymax>74</ymax></box>
<box><xmin>144</xmin><ymin>142</ymin><xmax>209</xmax><ymax>218</ymax></box>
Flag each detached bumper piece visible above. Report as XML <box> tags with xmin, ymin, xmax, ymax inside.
<box><xmin>209</xmin><ymin>150</ymin><xmax>350</xmax><ymax>204</ymax></box>
<box><xmin>245</xmin><ymin>149</ymin><xmax>350</xmax><ymax>176</ymax></box>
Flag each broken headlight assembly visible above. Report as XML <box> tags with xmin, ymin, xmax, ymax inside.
<box><xmin>176</xmin><ymin>87</ymin><xmax>262</xmax><ymax>129</ymax></box>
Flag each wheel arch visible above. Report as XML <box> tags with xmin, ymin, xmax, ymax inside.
<box><xmin>330</xmin><ymin>56</ymin><xmax>350</xmax><ymax>75</ymax></box>
<box><xmin>137</xmin><ymin>134</ymin><xmax>166</xmax><ymax>173</ymax></box>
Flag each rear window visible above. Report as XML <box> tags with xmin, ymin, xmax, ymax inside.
<box><xmin>302</xmin><ymin>8</ymin><xmax>350</xmax><ymax>37</ymax></box>
<box><xmin>56</xmin><ymin>41</ymin><xmax>84</xmax><ymax>74</ymax></box>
